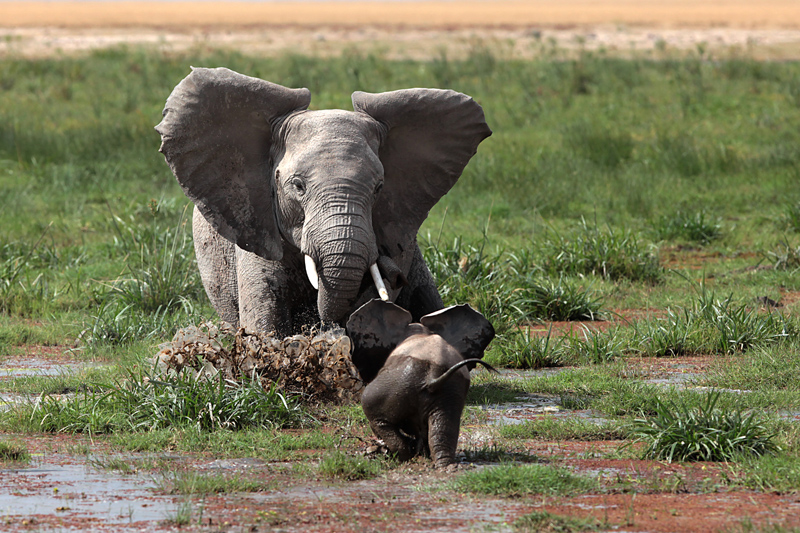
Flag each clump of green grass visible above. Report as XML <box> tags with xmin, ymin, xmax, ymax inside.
<box><xmin>317</xmin><ymin>451</ymin><xmax>387</xmax><ymax>480</ymax></box>
<box><xmin>462</xmin><ymin>445</ymin><xmax>539</xmax><ymax>463</ymax></box>
<box><xmin>569</xmin><ymin>327</ymin><xmax>624</xmax><ymax>364</ymax></box>
<box><xmin>422</xmin><ymin>235</ymin><xmax>519</xmax><ymax>335</ymax></box>
<box><xmin>514</xmin><ymin>511</ymin><xmax>603</xmax><ymax>533</ymax></box>
<box><xmin>105</xmin><ymin>203</ymin><xmax>202</xmax><ymax>313</ymax></box>
<box><xmin>2</xmin><ymin>371</ymin><xmax>303</xmax><ymax>434</ymax></box>
<box><xmin>626</xmin><ymin>390</ymin><xmax>779</xmax><ymax>462</ymax></box>
<box><xmin>633</xmin><ymin>285</ymin><xmax>792</xmax><ymax>357</ymax></box>
<box><xmin>500</xmin><ymin>417</ymin><xmax>624</xmax><ymax>441</ymax></box>
<box><xmin>633</xmin><ymin>308</ymin><xmax>698</xmax><ymax>357</ymax></box>
<box><xmin>782</xmin><ymin>202</ymin><xmax>800</xmax><ymax>233</ymax></box>
<box><xmin>452</xmin><ymin>463</ymin><xmax>598</xmax><ymax>497</ymax></box>
<box><xmin>157</xmin><ymin>470</ymin><xmax>273</xmax><ymax>494</ymax></box>
<box><xmin>0</xmin><ymin>440</ymin><xmax>31</xmax><ymax>463</ymax></box>
<box><xmin>651</xmin><ymin>210</ymin><xmax>722</xmax><ymax>244</ymax></box>
<box><xmin>486</xmin><ymin>328</ymin><xmax>567</xmax><ymax>369</ymax></box>
<box><xmin>536</xmin><ymin>220</ymin><xmax>663</xmax><ymax>284</ymax></box>
<box><xmin>703</xmin><ymin>339</ymin><xmax>800</xmax><ymax>391</ymax></box>
<box><xmin>512</xmin><ymin>277</ymin><xmax>604</xmax><ymax>322</ymax></box>
<box><xmin>563</xmin><ymin>119</ymin><xmax>634</xmax><ymax>169</ymax></box>
<box><xmin>83</xmin><ymin>300</ymin><xmax>203</xmax><ymax>345</ymax></box>
<box><xmin>696</xmin><ymin>291</ymin><xmax>791</xmax><ymax>354</ymax></box>
<box><xmin>764</xmin><ymin>236</ymin><xmax>800</xmax><ymax>271</ymax></box>
<box><xmin>727</xmin><ymin>453</ymin><xmax>800</xmax><ymax>494</ymax></box>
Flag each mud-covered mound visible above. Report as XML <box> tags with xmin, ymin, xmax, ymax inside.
<box><xmin>153</xmin><ymin>322</ymin><xmax>363</xmax><ymax>403</ymax></box>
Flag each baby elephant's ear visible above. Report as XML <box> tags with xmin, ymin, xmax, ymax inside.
<box><xmin>346</xmin><ymin>299</ymin><xmax>413</xmax><ymax>383</ymax></box>
<box><xmin>420</xmin><ymin>304</ymin><xmax>495</xmax><ymax>360</ymax></box>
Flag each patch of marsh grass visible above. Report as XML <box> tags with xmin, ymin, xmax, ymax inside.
<box><xmin>633</xmin><ymin>284</ymin><xmax>793</xmax><ymax>357</ymax></box>
<box><xmin>317</xmin><ymin>451</ymin><xmax>388</xmax><ymax>480</ymax></box>
<box><xmin>626</xmin><ymin>390</ymin><xmax>779</xmax><ymax>462</ymax></box>
<box><xmin>563</xmin><ymin>119</ymin><xmax>634</xmax><ymax>169</ymax></box>
<box><xmin>764</xmin><ymin>236</ymin><xmax>800</xmax><ymax>271</ymax></box>
<box><xmin>486</xmin><ymin>328</ymin><xmax>567</xmax><ymax>369</ymax></box>
<box><xmin>500</xmin><ymin>417</ymin><xmax>624</xmax><ymax>441</ymax></box>
<box><xmin>651</xmin><ymin>210</ymin><xmax>722</xmax><ymax>244</ymax></box>
<box><xmin>2</xmin><ymin>371</ymin><xmax>303</xmax><ymax>434</ymax></box>
<box><xmin>157</xmin><ymin>470</ymin><xmax>274</xmax><ymax>495</ymax></box>
<box><xmin>514</xmin><ymin>511</ymin><xmax>603</xmax><ymax>533</ymax></box>
<box><xmin>83</xmin><ymin>300</ymin><xmax>204</xmax><ymax>345</ymax></box>
<box><xmin>728</xmin><ymin>518</ymin><xmax>800</xmax><ymax>533</ymax></box>
<box><xmin>703</xmin><ymin>339</ymin><xmax>800</xmax><ymax>391</ymax></box>
<box><xmin>0</xmin><ymin>440</ymin><xmax>30</xmax><ymax>463</ymax></box>
<box><xmin>462</xmin><ymin>445</ymin><xmax>539</xmax><ymax>463</ymax></box>
<box><xmin>782</xmin><ymin>203</ymin><xmax>800</xmax><ymax>233</ymax></box>
<box><xmin>105</xmin><ymin>202</ymin><xmax>202</xmax><ymax>314</ymax></box>
<box><xmin>726</xmin><ymin>453</ymin><xmax>800</xmax><ymax>494</ymax></box>
<box><xmin>536</xmin><ymin>220</ymin><xmax>662</xmax><ymax>284</ymax></box>
<box><xmin>452</xmin><ymin>463</ymin><xmax>598</xmax><ymax>497</ymax></box>
<box><xmin>512</xmin><ymin>277</ymin><xmax>604</xmax><ymax>322</ymax></box>
<box><xmin>422</xmin><ymin>234</ymin><xmax>519</xmax><ymax>335</ymax></box>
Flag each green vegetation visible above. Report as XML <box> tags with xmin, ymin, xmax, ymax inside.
<box><xmin>157</xmin><ymin>470</ymin><xmax>274</xmax><ymax>494</ymax></box>
<box><xmin>0</xmin><ymin>440</ymin><xmax>30</xmax><ymax>463</ymax></box>
<box><xmin>452</xmin><ymin>463</ymin><xmax>598</xmax><ymax>497</ymax></box>
<box><xmin>1</xmin><ymin>371</ymin><xmax>303</xmax><ymax>434</ymax></box>
<box><xmin>499</xmin><ymin>417</ymin><xmax>625</xmax><ymax>441</ymax></box>
<box><xmin>1</xmin><ymin>45</ymin><xmax>800</xmax><ymax>522</ymax></box>
<box><xmin>626</xmin><ymin>390</ymin><xmax>779</xmax><ymax>462</ymax></box>
<box><xmin>317</xmin><ymin>450</ymin><xmax>388</xmax><ymax>480</ymax></box>
<box><xmin>514</xmin><ymin>511</ymin><xmax>603</xmax><ymax>533</ymax></box>
<box><xmin>651</xmin><ymin>210</ymin><xmax>723</xmax><ymax>245</ymax></box>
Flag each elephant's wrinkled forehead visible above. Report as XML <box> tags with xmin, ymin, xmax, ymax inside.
<box><xmin>282</xmin><ymin>109</ymin><xmax>382</xmax><ymax>155</ymax></box>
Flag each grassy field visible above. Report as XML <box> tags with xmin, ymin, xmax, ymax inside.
<box><xmin>1</xmin><ymin>41</ymin><xmax>800</xmax><ymax>530</ymax></box>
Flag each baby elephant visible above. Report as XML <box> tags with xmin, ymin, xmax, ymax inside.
<box><xmin>346</xmin><ymin>299</ymin><xmax>495</xmax><ymax>468</ymax></box>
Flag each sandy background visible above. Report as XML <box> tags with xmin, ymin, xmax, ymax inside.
<box><xmin>3</xmin><ymin>1</ymin><xmax>800</xmax><ymax>59</ymax></box>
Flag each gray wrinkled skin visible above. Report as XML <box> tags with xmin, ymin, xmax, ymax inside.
<box><xmin>346</xmin><ymin>299</ymin><xmax>495</xmax><ymax>468</ymax></box>
<box><xmin>156</xmin><ymin>68</ymin><xmax>491</xmax><ymax>336</ymax></box>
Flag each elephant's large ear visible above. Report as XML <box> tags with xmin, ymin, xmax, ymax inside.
<box><xmin>420</xmin><ymin>304</ymin><xmax>495</xmax><ymax>360</ymax></box>
<box><xmin>346</xmin><ymin>299</ymin><xmax>413</xmax><ymax>383</ymax></box>
<box><xmin>156</xmin><ymin>67</ymin><xmax>311</xmax><ymax>260</ymax></box>
<box><xmin>352</xmin><ymin>89</ymin><xmax>491</xmax><ymax>257</ymax></box>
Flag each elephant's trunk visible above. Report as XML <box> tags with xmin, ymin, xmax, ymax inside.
<box><xmin>303</xmin><ymin>207</ymin><xmax>378</xmax><ymax>324</ymax></box>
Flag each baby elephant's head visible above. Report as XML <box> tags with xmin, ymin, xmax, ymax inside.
<box><xmin>345</xmin><ymin>299</ymin><xmax>495</xmax><ymax>383</ymax></box>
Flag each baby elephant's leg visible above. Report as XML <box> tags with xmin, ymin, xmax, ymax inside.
<box><xmin>369</xmin><ymin>419</ymin><xmax>416</xmax><ymax>462</ymax></box>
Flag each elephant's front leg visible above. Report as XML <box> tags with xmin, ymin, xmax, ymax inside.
<box><xmin>235</xmin><ymin>247</ymin><xmax>314</xmax><ymax>337</ymax></box>
<box><xmin>193</xmin><ymin>207</ymin><xmax>239</xmax><ymax>327</ymax></box>
<box><xmin>427</xmin><ymin>402</ymin><xmax>466</xmax><ymax>468</ymax></box>
<box><xmin>397</xmin><ymin>243</ymin><xmax>444</xmax><ymax>322</ymax></box>
<box><xmin>368</xmin><ymin>419</ymin><xmax>417</xmax><ymax>462</ymax></box>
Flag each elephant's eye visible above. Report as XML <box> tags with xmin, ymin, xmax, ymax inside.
<box><xmin>374</xmin><ymin>180</ymin><xmax>384</xmax><ymax>195</ymax></box>
<box><xmin>290</xmin><ymin>177</ymin><xmax>306</xmax><ymax>196</ymax></box>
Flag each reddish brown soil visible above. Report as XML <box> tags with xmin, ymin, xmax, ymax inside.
<box><xmin>2</xmin><ymin>432</ymin><xmax>799</xmax><ymax>532</ymax></box>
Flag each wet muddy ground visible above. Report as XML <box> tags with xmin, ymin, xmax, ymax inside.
<box><xmin>2</xmin><ymin>349</ymin><xmax>799</xmax><ymax>532</ymax></box>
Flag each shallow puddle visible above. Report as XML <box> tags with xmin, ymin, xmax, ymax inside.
<box><xmin>0</xmin><ymin>454</ymin><xmax>180</xmax><ymax>526</ymax></box>
<box><xmin>0</xmin><ymin>357</ymin><xmax>88</xmax><ymax>379</ymax></box>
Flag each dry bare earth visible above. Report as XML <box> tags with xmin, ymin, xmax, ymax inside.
<box><xmin>3</xmin><ymin>1</ymin><xmax>800</xmax><ymax>59</ymax></box>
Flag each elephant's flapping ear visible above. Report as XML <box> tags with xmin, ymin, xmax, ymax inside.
<box><xmin>351</xmin><ymin>89</ymin><xmax>491</xmax><ymax>258</ymax></box>
<box><xmin>346</xmin><ymin>299</ymin><xmax>413</xmax><ymax>383</ymax></box>
<box><xmin>156</xmin><ymin>67</ymin><xmax>311</xmax><ymax>260</ymax></box>
<box><xmin>420</xmin><ymin>304</ymin><xmax>495</xmax><ymax>360</ymax></box>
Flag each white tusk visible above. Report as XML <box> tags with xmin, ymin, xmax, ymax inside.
<box><xmin>369</xmin><ymin>263</ymin><xmax>389</xmax><ymax>301</ymax></box>
<box><xmin>304</xmin><ymin>255</ymin><xmax>319</xmax><ymax>290</ymax></box>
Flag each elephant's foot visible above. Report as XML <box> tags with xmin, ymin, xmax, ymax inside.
<box><xmin>369</xmin><ymin>420</ymin><xmax>417</xmax><ymax>462</ymax></box>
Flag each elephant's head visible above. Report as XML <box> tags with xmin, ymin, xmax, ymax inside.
<box><xmin>156</xmin><ymin>68</ymin><xmax>491</xmax><ymax>325</ymax></box>
<box><xmin>346</xmin><ymin>299</ymin><xmax>495</xmax><ymax>383</ymax></box>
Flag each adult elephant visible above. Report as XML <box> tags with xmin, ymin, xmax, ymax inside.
<box><xmin>156</xmin><ymin>67</ymin><xmax>491</xmax><ymax>336</ymax></box>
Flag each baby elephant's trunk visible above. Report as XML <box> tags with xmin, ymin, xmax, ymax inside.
<box><xmin>425</xmin><ymin>359</ymin><xmax>497</xmax><ymax>393</ymax></box>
